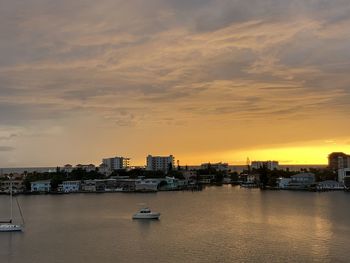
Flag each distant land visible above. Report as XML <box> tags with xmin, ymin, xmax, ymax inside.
<box><xmin>0</xmin><ymin>164</ymin><xmax>327</xmax><ymax>175</ymax></box>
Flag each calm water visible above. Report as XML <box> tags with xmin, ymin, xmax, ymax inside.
<box><xmin>0</xmin><ymin>186</ymin><xmax>349</xmax><ymax>263</ymax></box>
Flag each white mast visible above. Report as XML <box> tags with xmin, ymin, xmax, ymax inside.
<box><xmin>10</xmin><ymin>176</ymin><xmax>13</xmax><ymax>223</ymax></box>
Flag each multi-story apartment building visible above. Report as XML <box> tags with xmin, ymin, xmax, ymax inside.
<box><xmin>328</xmin><ymin>152</ymin><xmax>350</xmax><ymax>171</ymax></box>
<box><xmin>251</xmin><ymin>161</ymin><xmax>279</xmax><ymax>170</ymax></box>
<box><xmin>146</xmin><ymin>155</ymin><xmax>175</xmax><ymax>173</ymax></box>
<box><xmin>102</xmin><ymin>156</ymin><xmax>130</xmax><ymax>172</ymax></box>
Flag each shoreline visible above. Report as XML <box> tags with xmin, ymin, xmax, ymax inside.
<box><xmin>1</xmin><ymin>184</ymin><xmax>349</xmax><ymax>196</ymax></box>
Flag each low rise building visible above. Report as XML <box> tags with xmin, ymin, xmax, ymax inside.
<box><xmin>81</xmin><ymin>180</ymin><xmax>96</xmax><ymax>192</ymax></box>
<box><xmin>135</xmin><ymin>178</ymin><xmax>160</xmax><ymax>192</ymax></box>
<box><xmin>181</xmin><ymin>170</ymin><xmax>197</xmax><ymax>181</ymax></box>
<box><xmin>61</xmin><ymin>181</ymin><xmax>81</xmax><ymax>193</ymax></box>
<box><xmin>223</xmin><ymin>177</ymin><xmax>232</xmax><ymax>184</ymax></box>
<box><xmin>31</xmin><ymin>180</ymin><xmax>51</xmax><ymax>192</ymax></box>
<box><xmin>75</xmin><ymin>164</ymin><xmax>96</xmax><ymax>172</ymax></box>
<box><xmin>197</xmin><ymin>174</ymin><xmax>215</xmax><ymax>184</ymax></box>
<box><xmin>276</xmin><ymin>177</ymin><xmax>292</xmax><ymax>189</ymax></box>
<box><xmin>288</xmin><ymin>173</ymin><xmax>315</xmax><ymax>189</ymax></box>
<box><xmin>62</xmin><ymin>164</ymin><xmax>73</xmax><ymax>173</ymax></box>
<box><xmin>161</xmin><ymin>177</ymin><xmax>179</xmax><ymax>190</ymax></box>
<box><xmin>317</xmin><ymin>180</ymin><xmax>343</xmax><ymax>190</ymax></box>
<box><xmin>113</xmin><ymin>178</ymin><xmax>136</xmax><ymax>192</ymax></box>
<box><xmin>98</xmin><ymin>163</ymin><xmax>111</xmax><ymax>176</ymax></box>
<box><xmin>0</xmin><ymin>180</ymin><xmax>24</xmax><ymax>193</ymax></box>
<box><xmin>247</xmin><ymin>174</ymin><xmax>259</xmax><ymax>184</ymax></box>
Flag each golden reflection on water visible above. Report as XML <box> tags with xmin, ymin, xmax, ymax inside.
<box><xmin>219</xmin><ymin>187</ymin><xmax>334</xmax><ymax>261</ymax></box>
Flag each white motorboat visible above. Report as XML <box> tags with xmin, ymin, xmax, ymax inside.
<box><xmin>0</xmin><ymin>223</ymin><xmax>22</xmax><ymax>232</ymax></box>
<box><xmin>0</xmin><ymin>177</ymin><xmax>24</xmax><ymax>232</ymax></box>
<box><xmin>132</xmin><ymin>208</ymin><xmax>160</xmax><ymax>219</ymax></box>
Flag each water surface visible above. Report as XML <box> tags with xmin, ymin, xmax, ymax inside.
<box><xmin>0</xmin><ymin>186</ymin><xmax>349</xmax><ymax>262</ymax></box>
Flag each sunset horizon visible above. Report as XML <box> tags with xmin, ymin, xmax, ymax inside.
<box><xmin>1</xmin><ymin>1</ymin><xmax>350</xmax><ymax>168</ymax></box>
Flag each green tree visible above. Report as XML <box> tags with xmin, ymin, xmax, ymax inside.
<box><xmin>258</xmin><ymin>164</ymin><xmax>269</xmax><ymax>189</ymax></box>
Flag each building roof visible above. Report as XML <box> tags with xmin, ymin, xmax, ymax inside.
<box><xmin>31</xmin><ymin>180</ymin><xmax>51</xmax><ymax>184</ymax></box>
<box><xmin>318</xmin><ymin>180</ymin><xmax>340</xmax><ymax>185</ymax></box>
<box><xmin>291</xmin><ymin>173</ymin><xmax>315</xmax><ymax>178</ymax></box>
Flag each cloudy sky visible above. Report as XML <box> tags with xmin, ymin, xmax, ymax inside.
<box><xmin>1</xmin><ymin>0</ymin><xmax>350</xmax><ymax>167</ymax></box>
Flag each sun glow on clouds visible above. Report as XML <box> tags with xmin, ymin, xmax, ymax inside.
<box><xmin>1</xmin><ymin>0</ymin><xmax>350</xmax><ymax>166</ymax></box>
<box><xmin>236</xmin><ymin>145</ymin><xmax>350</xmax><ymax>165</ymax></box>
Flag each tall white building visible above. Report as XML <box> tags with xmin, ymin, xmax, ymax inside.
<box><xmin>251</xmin><ymin>161</ymin><xmax>279</xmax><ymax>170</ymax></box>
<box><xmin>102</xmin><ymin>156</ymin><xmax>130</xmax><ymax>171</ymax></box>
<box><xmin>146</xmin><ymin>155</ymin><xmax>175</xmax><ymax>173</ymax></box>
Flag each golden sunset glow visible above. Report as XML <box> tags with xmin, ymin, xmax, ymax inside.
<box><xmin>1</xmin><ymin>1</ymin><xmax>350</xmax><ymax>167</ymax></box>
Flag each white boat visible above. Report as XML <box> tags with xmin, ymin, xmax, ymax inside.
<box><xmin>132</xmin><ymin>208</ymin><xmax>160</xmax><ymax>220</ymax></box>
<box><xmin>0</xmin><ymin>223</ymin><xmax>22</xmax><ymax>232</ymax></box>
<box><xmin>0</xmin><ymin>177</ymin><xmax>24</xmax><ymax>232</ymax></box>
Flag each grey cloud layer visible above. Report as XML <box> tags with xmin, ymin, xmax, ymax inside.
<box><xmin>1</xmin><ymin>0</ymin><xmax>350</xmax><ymax>126</ymax></box>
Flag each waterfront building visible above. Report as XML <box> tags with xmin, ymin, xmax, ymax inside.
<box><xmin>135</xmin><ymin>178</ymin><xmax>160</xmax><ymax>192</ymax></box>
<box><xmin>103</xmin><ymin>178</ymin><xmax>116</xmax><ymax>191</ymax></box>
<box><xmin>0</xmin><ymin>180</ymin><xmax>24</xmax><ymax>194</ymax></box>
<box><xmin>338</xmin><ymin>168</ymin><xmax>350</xmax><ymax>184</ymax></box>
<box><xmin>30</xmin><ymin>180</ymin><xmax>51</xmax><ymax>192</ymax></box>
<box><xmin>288</xmin><ymin>173</ymin><xmax>315</xmax><ymax>189</ymax></box>
<box><xmin>276</xmin><ymin>177</ymin><xmax>292</xmax><ymax>189</ymax></box>
<box><xmin>146</xmin><ymin>155</ymin><xmax>175</xmax><ymax>173</ymax></box>
<box><xmin>162</xmin><ymin>177</ymin><xmax>179</xmax><ymax>190</ymax></box>
<box><xmin>81</xmin><ymin>180</ymin><xmax>96</xmax><ymax>192</ymax></box>
<box><xmin>197</xmin><ymin>174</ymin><xmax>215</xmax><ymax>184</ymax></box>
<box><xmin>102</xmin><ymin>156</ymin><xmax>130</xmax><ymax>172</ymax></box>
<box><xmin>113</xmin><ymin>178</ymin><xmax>136</xmax><ymax>191</ymax></box>
<box><xmin>200</xmin><ymin>162</ymin><xmax>229</xmax><ymax>172</ymax></box>
<box><xmin>246</xmin><ymin>174</ymin><xmax>259</xmax><ymax>184</ymax></box>
<box><xmin>81</xmin><ymin>179</ymin><xmax>105</xmax><ymax>192</ymax></box>
<box><xmin>317</xmin><ymin>180</ymin><xmax>343</xmax><ymax>190</ymax></box>
<box><xmin>328</xmin><ymin>152</ymin><xmax>350</xmax><ymax>171</ymax></box>
<box><xmin>223</xmin><ymin>177</ymin><xmax>232</xmax><ymax>184</ymax></box>
<box><xmin>61</xmin><ymin>181</ymin><xmax>81</xmax><ymax>193</ymax></box>
<box><xmin>181</xmin><ymin>170</ymin><xmax>197</xmax><ymax>180</ymax></box>
<box><xmin>251</xmin><ymin>161</ymin><xmax>279</xmax><ymax>170</ymax></box>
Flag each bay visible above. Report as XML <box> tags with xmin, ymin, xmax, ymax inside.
<box><xmin>0</xmin><ymin>186</ymin><xmax>349</xmax><ymax>263</ymax></box>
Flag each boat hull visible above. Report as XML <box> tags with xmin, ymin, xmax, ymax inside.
<box><xmin>0</xmin><ymin>224</ymin><xmax>22</xmax><ymax>232</ymax></box>
<box><xmin>132</xmin><ymin>213</ymin><xmax>160</xmax><ymax>220</ymax></box>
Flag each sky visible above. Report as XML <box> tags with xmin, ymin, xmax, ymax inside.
<box><xmin>1</xmin><ymin>0</ymin><xmax>350</xmax><ymax>167</ymax></box>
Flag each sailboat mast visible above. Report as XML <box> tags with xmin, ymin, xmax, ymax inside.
<box><xmin>10</xmin><ymin>176</ymin><xmax>13</xmax><ymax>223</ymax></box>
